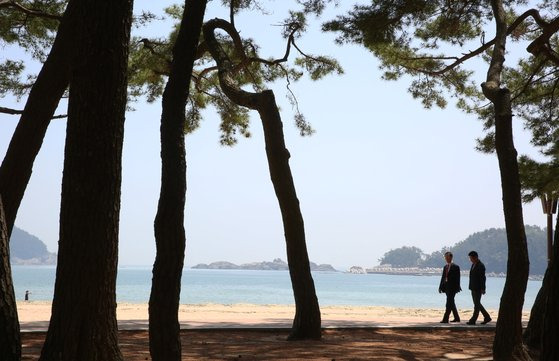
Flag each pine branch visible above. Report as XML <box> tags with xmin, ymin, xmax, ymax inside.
<box><xmin>0</xmin><ymin>0</ymin><xmax>62</xmax><ymax>21</ymax></box>
<box><xmin>0</xmin><ymin>106</ymin><xmax>21</xmax><ymax>115</ymax></box>
<box><xmin>139</xmin><ymin>38</ymin><xmax>172</xmax><ymax>66</ymax></box>
<box><xmin>404</xmin><ymin>9</ymin><xmax>556</xmax><ymax>77</ymax></box>
<box><xmin>0</xmin><ymin>106</ymin><xmax>66</xmax><ymax>119</ymax></box>
<box><xmin>511</xmin><ymin>59</ymin><xmax>546</xmax><ymax>103</ymax></box>
<box><xmin>527</xmin><ymin>17</ymin><xmax>559</xmax><ymax>66</ymax></box>
<box><xmin>230</xmin><ymin>0</ymin><xmax>235</xmax><ymax>27</ymax></box>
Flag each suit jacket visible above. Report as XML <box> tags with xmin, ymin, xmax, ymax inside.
<box><xmin>439</xmin><ymin>263</ymin><xmax>461</xmax><ymax>294</ymax></box>
<box><xmin>469</xmin><ymin>260</ymin><xmax>487</xmax><ymax>292</ymax></box>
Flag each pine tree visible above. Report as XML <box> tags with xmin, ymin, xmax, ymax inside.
<box><xmin>38</xmin><ymin>0</ymin><xmax>132</xmax><ymax>359</ymax></box>
<box><xmin>323</xmin><ymin>0</ymin><xmax>558</xmax><ymax>358</ymax></box>
<box><xmin>149</xmin><ymin>1</ymin><xmax>207</xmax><ymax>360</ymax></box>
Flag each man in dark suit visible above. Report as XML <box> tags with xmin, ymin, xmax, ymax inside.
<box><xmin>438</xmin><ymin>251</ymin><xmax>461</xmax><ymax>323</ymax></box>
<box><xmin>467</xmin><ymin>251</ymin><xmax>491</xmax><ymax>325</ymax></box>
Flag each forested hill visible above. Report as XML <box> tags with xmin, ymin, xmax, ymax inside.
<box><xmin>379</xmin><ymin>226</ymin><xmax>548</xmax><ymax>275</ymax></box>
<box><xmin>10</xmin><ymin>227</ymin><xmax>56</xmax><ymax>265</ymax></box>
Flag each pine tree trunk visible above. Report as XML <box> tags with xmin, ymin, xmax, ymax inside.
<box><xmin>0</xmin><ymin>196</ymin><xmax>21</xmax><ymax>361</ymax></box>
<box><xmin>523</xmin><ymin>269</ymin><xmax>548</xmax><ymax>350</ymax></box>
<box><xmin>149</xmin><ymin>1</ymin><xmax>207</xmax><ymax>360</ymax></box>
<box><xmin>541</xmin><ymin>224</ymin><xmax>559</xmax><ymax>360</ymax></box>
<box><xmin>0</xmin><ymin>12</ymin><xmax>73</xmax><ymax>357</ymax></box>
<box><xmin>0</xmin><ymin>1</ymin><xmax>73</xmax><ymax>238</ymax></box>
<box><xmin>256</xmin><ymin>91</ymin><xmax>321</xmax><ymax>340</ymax></box>
<box><xmin>202</xmin><ymin>18</ymin><xmax>322</xmax><ymax>340</ymax></box>
<box><xmin>491</xmin><ymin>89</ymin><xmax>531</xmax><ymax>361</ymax></box>
<box><xmin>38</xmin><ymin>1</ymin><xmax>132</xmax><ymax>360</ymax></box>
<box><xmin>523</xmin><ymin>213</ymin><xmax>558</xmax><ymax>351</ymax></box>
<box><xmin>482</xmin><ymin>2</ymin><xmax>531</xmax><ymax>359</ymax></box>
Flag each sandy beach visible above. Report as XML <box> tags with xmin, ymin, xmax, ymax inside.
<box><xmin>17</xmin><ymin>301</ymin><xmax>530</xmax><ymax>330</ymax></box>
<box><xmin>18</xmin><ymin>302</ymin><xmax>533</xmax><ymax>360</ymax></box>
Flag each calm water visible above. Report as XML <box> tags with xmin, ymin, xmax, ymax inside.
<box><xmin>12</xmin><ymin>266</ymin><xmax>542</xmax><ymax>310</ymax></box>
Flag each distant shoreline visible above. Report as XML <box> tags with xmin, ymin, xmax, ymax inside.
<box><xmin>191</xmin><ymin>258</ymin><xmax>338</xmax><ymax>272</ymax></box>
<box><xmin>347</xmin><ymin>265</ymin><xmax>544</xmax><ymax>280</ymax></box>
<box><xmin>11</xmin><ymin>263</ymin><xmax>545</xmax><ymax>279</ymax></box>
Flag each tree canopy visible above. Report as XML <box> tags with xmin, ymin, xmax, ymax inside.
<box><xmin>128</xmin><ymin>1</ymin><xmax>343</xmax><ymax>146</ymax></box>
<box><xmin>378</xmin><ymin>246</ymin><xmax>424</xmax><ymax>267</ymax></box>
<box><xmin>0</xmin><ymin>0</ymin><xmax>65</xmax><ymax>102</ymax></box>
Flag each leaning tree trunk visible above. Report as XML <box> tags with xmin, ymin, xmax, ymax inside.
<box><xmin>0</xmin><ymin>3</ymin><xmax>73</xmax><ymax>359</ymax></box>
<box><xmin>149</xmin><ymin>1</ymin><xmax>207</xmax><ymax>360</ymax></box>
<box><xmin>483</xmin><ymin>1</ymin><xmax>531</xmax><ymax>360</ymax></box>
<box><xmin>523</xmin><ymin>212</ymin><xmax>558</xmax><ymax>351</ymax></box>
<box><xmin>256</xmin><ymin>91</ymin><xmax>322</xmax><ymax>340</ymax></box>
<box><xmin>203</xmin><ymin>18</ymin><xmax>321</xmax><ymax>340</ymax></box>
<box><xmin>39</xmin><ymin>0</ymin><xmax>132</xmax><ymax>360</ymax></box>
<box><xmin>0</xmin><ymin>196</ymin><xmax>20</xmax><ymax>361</ymax></box>
<box><xmin>0</xmin><ymin>0</ymin><xmax>73</xmax><ymax>239</ymax></box>
<box><xmin>541</xmin><ymin>223</ymin><xmax>559</xmax><ymax>360</ymax></box>
<box><xmin>491</xmin><ymin>89</ymin><xmax>531</xmax><ymax>361</ymax></box>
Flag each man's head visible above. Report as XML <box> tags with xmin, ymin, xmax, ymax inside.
<box><xmin>444</xmin><ymin>251</ymin><xmax>453</xmax><ymax>264</ymax></box>
<box><xmin>468</xmin><ymin>251</ymin><xmax>479</xmax><ymax>263</ymax></box>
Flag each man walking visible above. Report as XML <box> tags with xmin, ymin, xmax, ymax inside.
<box><xmin>438</xmin><ymin>251</ymin><xmax>461</xmax><ymax>323</ymax></box>
<box><xmin>467</xmin><ymin>251</ymin><xmax>491</xmax><ymax>325</ymax></box>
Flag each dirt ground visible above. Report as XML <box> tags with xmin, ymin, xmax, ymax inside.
<box><xmin>21</xmin><ymin>328</ymin><xmax>495</xmax><ymax>360</ymax></box>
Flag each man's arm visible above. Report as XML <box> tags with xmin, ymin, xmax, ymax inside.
<box><xmin>439</xmin><ymin>267</ymin><xmax>445</xmax><ymax>293</ymax></box>
<box><xmin>456</xmin><ymin>265</ymin><xmax>461</xmax><ymax>291</ymax></box>
<box><xmin>480</xmin><ymin>263</ymin><xmax>487</xmax><ymax>294</ymax></box>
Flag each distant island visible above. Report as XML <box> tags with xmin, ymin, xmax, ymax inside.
<box><xmin>192</xmin><ymin>258</ymin><xmax>337</xmax><ymax>272</ymax></box>
<box><xmin>348</xmin><ymin>226</ymin><xmax>548</xmax><ymax>276</ymax></box>
<box><xmin>10</xmin><ymin>227</ymin><xmax>56</xmax><ymax>265</ymax></box>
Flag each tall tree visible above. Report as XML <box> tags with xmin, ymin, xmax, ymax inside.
<box><xmin>481</xmin><ymin>2</ymin><xmax>529</xmax><ymax>359</ymax></box>
<box><xmin>0</xmin><ymin>1</ymin><xmax>67</xmax><ymax>238</ymax></box>
<box><xmin>542</xmin><ymin>207</ymin><xmax>559</xmax><ymax>360</ymax></box>
<box><xmin>323</xmin><ymin>1</ymin><xmax>558</xmax><ymax>358</ymax></box>
<box><xmin>522</xmin><ymin>153</ymin><xmax>559</xmax><ymax>359</ymax></box>
<box><xmin>525</xmin><ymin>209</ymin><xmax>558</xmax><ymax>356</ymax></box>
<box><xmin>0</xmin><ymin>196</ymin><xmax>20</xmax><ymax>361</ymax></box>
<box><xmin>500</xmin><ymin>9</ymin><xmax>559</xmax><ymax>353</ymax></box>
<box><xmin>38</xmin><ymin>0</ymin><xmax>133</xmax><ymax>359</ymax></box>
<box><xmin>149</xmin><ymin>1</ymin><xmax>207</xmax><ymax>360</ymax></box>
<box><xmin>203</xmin><ymin>18</ymin><xmax>322</xmax><ymax>339</ymax></box>
<box><xmin>520</xmin><ymin>156</ymin><xmax>559</xmax><ymax>350</ymax></box>
<box><xmin>0</xmin><ymin>3</ymin><xmax>68</xmax><ymax>360</ymax></box>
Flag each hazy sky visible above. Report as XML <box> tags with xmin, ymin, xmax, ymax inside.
<box><xmin>1</xmin><ymin>1</ymin><xmax>548</xmax><ymax>269</ymax></box>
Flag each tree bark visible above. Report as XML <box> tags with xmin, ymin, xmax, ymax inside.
<box><xmin>491</xmin><ymin>90</ymin><xmax>531</xmax><ymax>361</ymax></box>
<box><xmin>0</xmin><ymin>196</ymin><xmax>21</xmax><ymax>361</ymax></box>
<box><xmin>483</xmin><ymin>1</ymin><xmax>531</xmax><ymax>360</ymax></box>
<box><xmin>523</xmin><ymin>212</ymin><xmax>558</xmax><ymax>351</ymax></box>
<box><xmin>542</xmin><ymin>218</ymin><xmax>559</xmax><ymax>359</ymax></box>
<box><xmin>203</xmin><ymin>18</ymin><xmax>321</xmax><ymax>340</ymax></box>
<box><xmin>256</xmin><ymin>91</ymin><xmax>322</xmax><ymax>340</ymax></box>
<box><xmin>0</xmin><ymin>1</ymin><xmax>73</xmax><ymax>238</ymax></box>
<box><xmin>0</xmin><ymin>4</ymin><xmax>74</xmax><ymax>360</ymax></box>
<box><xmin>149</xmin><ymin>1</ymin><xmax>207</xmax><ymax>360</ymax></box>
<box><xmin>38</xmin><ymin>1</ymin><xmax>132</xmax><ymax>360</ymax></box>
<box><xmin>523</xmin><ymin>268</ymin><xmax>549</xmax><ymax>350</ymax></box>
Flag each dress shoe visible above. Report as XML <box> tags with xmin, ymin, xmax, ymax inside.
<box><xmin>450</xmin><ymin>319</ymin><xmax>460</xmax><ymax>323</ymax></box>
<box><xmin>466</xmin><ymin>320</ymin><xmax>476</xmax><ymax>325</ymax></box>
<box><xmin>440</xmin><ymin>320</ymin><xmax>449</xmax><ymax>323</ymax></box>
<box><xmin>481</xmin><ymin>318</ymin><xmax>492</xmax><ymax>325</ymax></box>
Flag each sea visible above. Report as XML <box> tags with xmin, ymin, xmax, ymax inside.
<box><xmin>12</xmin><ymin>266</ymin><xmax>542</xmax><ymax>310</ymax></box>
